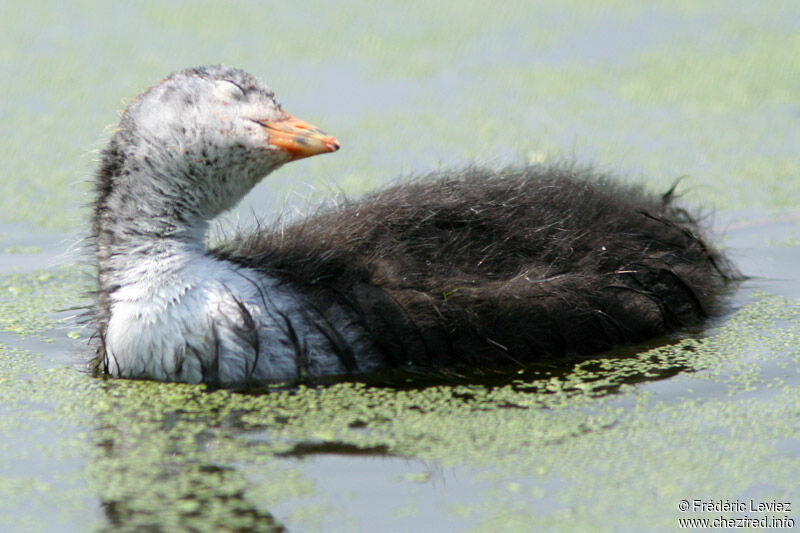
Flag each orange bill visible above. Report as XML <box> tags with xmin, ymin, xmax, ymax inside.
<box><xmin>256</xmin><ymin>114</ymin><xmax>340</xmax><ymax>161</ymax></box>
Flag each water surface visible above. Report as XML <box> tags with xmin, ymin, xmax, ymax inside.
<box><xmin>1</xmin><ymin>2</ymin><xmax>799</xmax><ymax>531</ymax></box>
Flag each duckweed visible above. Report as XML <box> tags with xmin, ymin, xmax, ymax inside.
<box><xmin>1</xmin><ymin>260</ymin><xmax>798</xmax><ymax>529</ymax></box>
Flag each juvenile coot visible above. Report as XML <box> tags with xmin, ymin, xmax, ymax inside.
<box><xmin>90</xmin><ymin>65</ymin><xmax>734</xmax><ymax>386</ymax></box>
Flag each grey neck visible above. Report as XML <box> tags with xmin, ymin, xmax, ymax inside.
<box><xmin>92</xmin><ymin>151</ymin><xmax>216</xmax><ymax>296</ymax></box>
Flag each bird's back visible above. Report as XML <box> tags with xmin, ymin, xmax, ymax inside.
<box><xmin>213</xmin><ymin>164</ymin><xmax>734</xmax><ymax>373</ymax></box>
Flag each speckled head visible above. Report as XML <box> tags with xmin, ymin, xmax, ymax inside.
<box><xmin>104</xmin><ymin>65</ymin><xmax>339</xmax><ymax>224</ymax></box>
<box><xmin>131</xmin><ymin>65</ymin><xmax>338</xmax><ymax>162</ymax></box>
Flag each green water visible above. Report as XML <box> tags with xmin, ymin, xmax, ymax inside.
<box><xmin>1</xmin><ymin>1</ymin><xmax>799</xmax><ymax>531</ymax></box>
